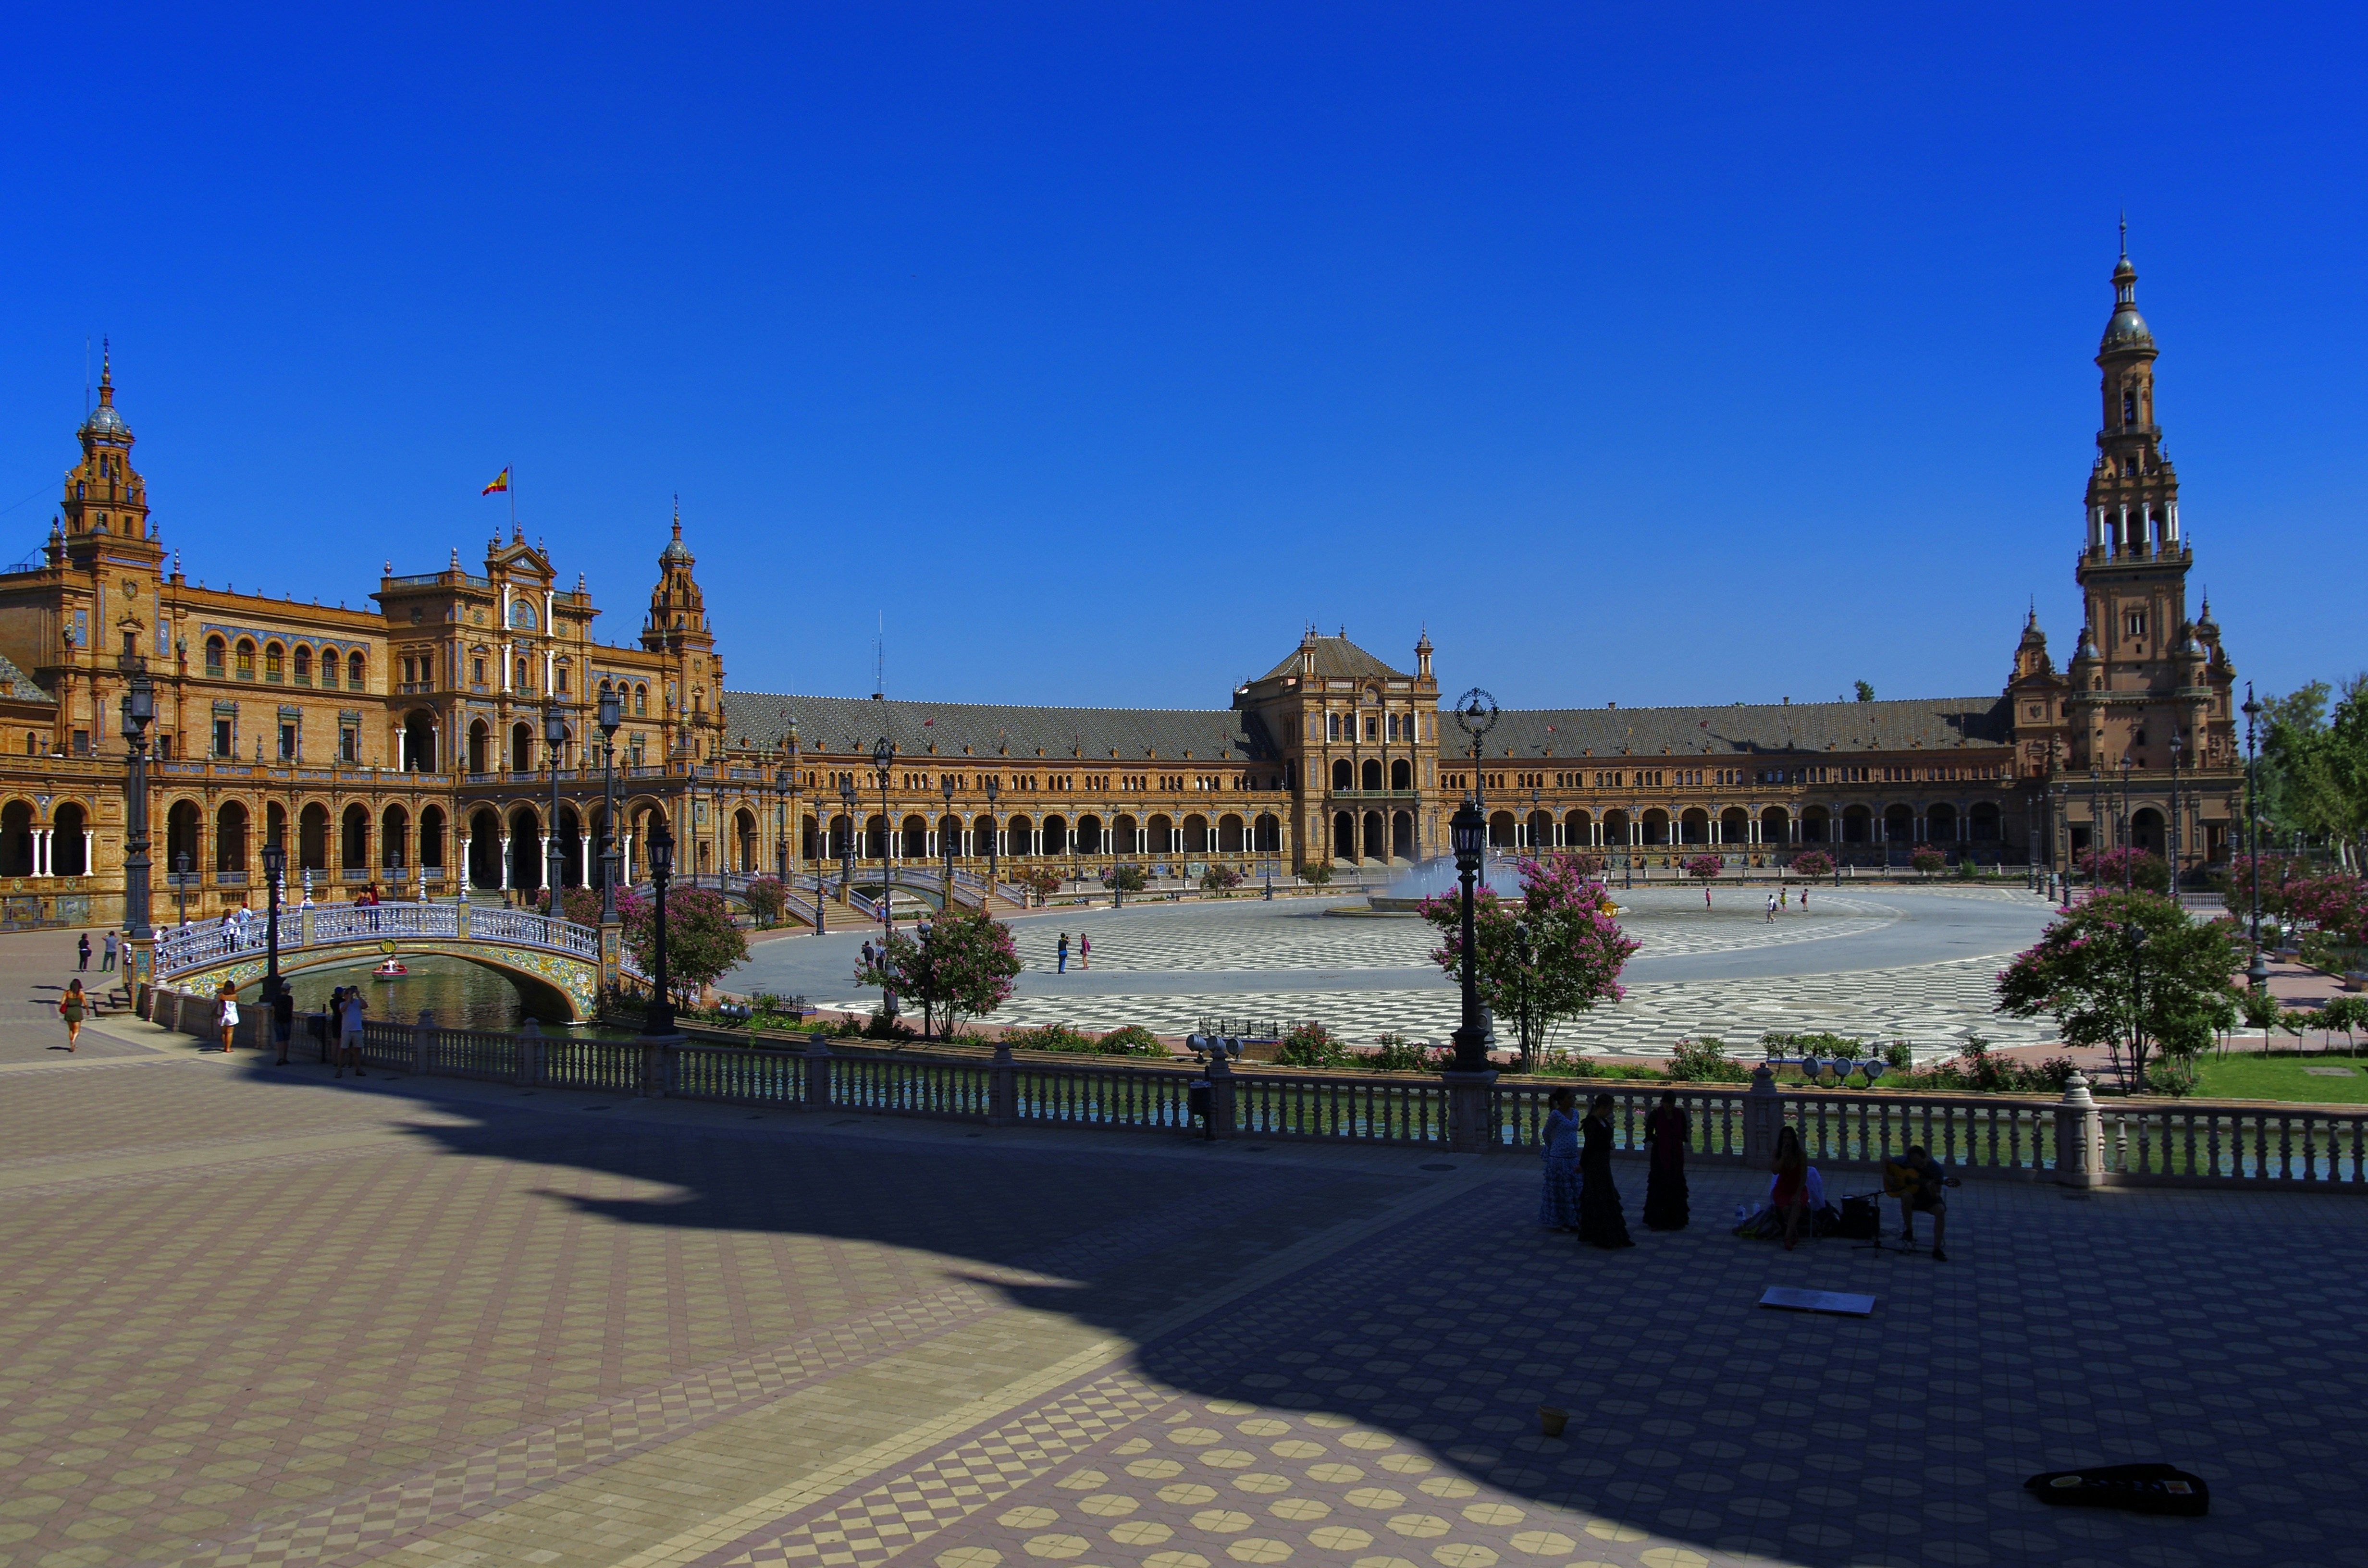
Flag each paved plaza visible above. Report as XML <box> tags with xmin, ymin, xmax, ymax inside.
<box><xmin>5</xmin><ymin>943</ymin><xmax>2364</xmax><ymax>1568</ymax></box>
<box><xmin>733</xmin><ymin>887</ymin><xmax>2062</xmax><ymax>1056</ymax></box>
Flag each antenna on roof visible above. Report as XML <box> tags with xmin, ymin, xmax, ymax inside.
<box><xmin>872</xmin><ymin>613</ymin><xmax>884</xmax><ymax>701</ymax></box>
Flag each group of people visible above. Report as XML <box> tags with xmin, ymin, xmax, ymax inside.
<box><xmin>1540</xmin><ymin>1089</ymin><xmax>1954</xmax><ymax>1261</ymax></box>
<box><xmin>74</xmin><ymin>930</ymin><xmax>123</xmax><ymax>972</ymax></box>
<box><xmin>1760</xmin><ymin>886</ymin><xmax>1809</xmax><ymax>922</ymax></box>
<box><xmin>1055</xmin><ymin>931</ymin><xmax>1090</xmax><ymax>972</ymax></box>
<box><xmin>1540</xmin><ymin>1088</ymin><xmax>1690</xmax><ymax>1247</ymax></box>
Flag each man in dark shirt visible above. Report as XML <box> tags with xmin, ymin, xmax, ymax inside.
<box><xmin>1891</xmin><ymin>1145</ymin><xmax>1957</xmax><ymax>1261</ymax></box>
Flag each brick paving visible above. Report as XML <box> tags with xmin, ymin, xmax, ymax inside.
<box><xmin>4</xmin><ymin>965</ymin><xmax>2364</xmax><ymax>1568</ymax></box>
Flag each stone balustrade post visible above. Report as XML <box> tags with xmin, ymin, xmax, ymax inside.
<box><xmin>1206</xmin><ymin>1050</ymin><xmax>1238</xmax><ymax>1139</ymax></box>
<box><xmin>516</xmin><ymin>1017</ymin><xmax>542</xmax><ymax>1088</ymax></box>
<box><xmin>414</xmin><ymin>1009</ymin><xmax>435</xmax><ymax>1075</ymax></box>
<box><xmin>643</xmin><ymin>1039</ymin><xmax>672</xmax><ymax>1099</ymax></box>
<box><xmin>1439</xmin><ymin>1066</ymin><xmax>1498</xmax><ymax>1153</ymax></box>
<box><xmin>1742</xmin><ymin>1063</ymin><xmax>1783</xmax><ymax>1167</ymax></box>
<box><xmin>987</xmin><ymin>1042</ymin><xmax>1017</xmax><ymax>1127</ymax></box>
<box><xmin>803</xmin><ymin>1034</ymin><xmax>834</xmax><ymax>1112</ymax></box>
<box><xmin>2053</xmin><ymin>1070</ymin><xmax>2105</xmax><ymax>1187</ymax></box>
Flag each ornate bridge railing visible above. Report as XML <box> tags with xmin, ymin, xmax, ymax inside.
<box><xmin>153</xmin><ymin>901</ymin><xmax>601</xmax><ymax>980</ymax></box>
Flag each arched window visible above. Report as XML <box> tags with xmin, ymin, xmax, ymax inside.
<box><xmin>345</xmin><ymin>650</ymin><xmax>365</xmax><ymax>689</ymax></box>
<box><xmin>516</xmin><ymin>659</ymin><xmax>530</xmax><ymax>690</ymax></box>
<box><xmin>234</xmin><ymin>638</ymin><xmax>256</xmax><ymax>678</ymax></box>
<box><xmin>263</xmin><ymin>642</ymin><xmax>284</xmax><ymax>682</ymax></box>
<box><xmin>292</xmin><ymin>645</ymin><xmax>311</xmax><ymax>684</ymax></box>
<box><xmin>633</xmin><ymin>684</ymin><xmax>647</xmax><ymax>716</ymax></box>
<box><xmin>204</xmin><ymin>636</ymin><xmax>226</xmax><ymax>677</ymax></box>
<box><xmin>555</xmin><ymin>661</ymin><xmax>570</xmax><ymax>694</ymax></box>
<box><xmin>2123</xmin><ymin>385</ymin><xmax>2138</xmax><ymax>425</ymax></box>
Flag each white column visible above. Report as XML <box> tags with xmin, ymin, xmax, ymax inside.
<box><xmin>580</xmin><ymin>831</ymin><xmax>591</xmax><ymax>884</ymax></box>
<box><xmin>83</xmin><ymin>830</ymin><xmax>93</xmax><ymax>877</ymax></box>
<box><xmin>457</xmin><ymin>834</ymin><xmax>470</xmax><ymax>890</ymax></box>
<box><xmin>32</xmin><ymin>829</ymin><xmax>46</xmax><ymax>878</ymax></box>
<box><xmin>499</xmin><ymin>828</ymin><xmax>511</xmax><ymax>889</ymax></box>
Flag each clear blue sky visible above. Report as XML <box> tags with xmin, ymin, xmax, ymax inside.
<box><xmin>2</xmin><ymin>6</ymin><xmax>2359</xmax><ymax>714</ymax></box>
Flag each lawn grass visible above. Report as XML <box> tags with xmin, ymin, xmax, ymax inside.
<box><xmin>2193</xmin><ymin>1052</ymin><xmax>2368</xmax><ymax>1104</ymax></box>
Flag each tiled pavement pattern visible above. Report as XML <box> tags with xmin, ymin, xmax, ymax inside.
<box><xmin>9</xmin><ymin>1000</ymin><xmax>2366</xmax><ymax>1568</ymax></box>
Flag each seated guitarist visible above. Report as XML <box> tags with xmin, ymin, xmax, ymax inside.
<box><xmin>1884</xmin><ymin>1146</ymin><xmax>1961</xmax><ymax>1261</ymax></box>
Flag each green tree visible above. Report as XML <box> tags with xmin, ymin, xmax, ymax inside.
<box><xmin>744</xmin><ymin>876</ymin><xmax>787</xmax><ymax>928</ymax></box>
<box><xmin>1199</xmin><ymin>864</ymin><xmax>1244</xmax><ymax>894</ymax></box>
<box><xmin>1790</xmin><ymin>849</ymin><xmax>1833</xmax><ymax>879</ymax></box>
<box><xmin>1300</xmin><ymin>861</ymin><xmax>1335</xmax><ymax>886</ymax></box>
<box><xmin>1275</xmin><ymin>1021</ymin><xmax>1347</xmax><ymax>1068</ymax></box>
<box><xmin>1910</xmin><ymin>846</ymin><xmax>1946</xmax><ymax>877</ymax></box>
<box><xmin>1101</xmin><ymin>863</ymin><xmax>1147</xmax><ymax>894</ymax></box>
<box><xmin>1854</xmin><ymin>681</ymin><xmax>1875</xmax><ymax>702</ymax></box>
<box><xmin>627</xmin><ymin>886</ymin><xmax>748</xmax><ymax>1009</ymax></box>
<box><xmin>1419</xmin><ymin>852</ymin><xmax>1640</xmax><ymax>1070</ymax></box>
<box><xmin>855</xmin><ymin>907</ymin><xmax>1022</xmax><ymax>1040</ymax></box>
<box><xmin>1996</xmin><ymin>890</ymin><xmax>2243</xmax><ymax>1089</ymax></box>
<box><xmin>2258</xmin><ymin>675</ymin><xmax>2368</xmax><ymax>869</ymax></box>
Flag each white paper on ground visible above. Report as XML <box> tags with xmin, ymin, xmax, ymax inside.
<box><xmin>1759</xmin><ymin>1286</ymin><xmax>1875</xmax><ymax>1316</ymax></box>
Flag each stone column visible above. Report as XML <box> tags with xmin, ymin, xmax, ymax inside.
<box><xmin>498</xmin><ymin>826</ymin><xmax>512</xmax><ymax>890</ymax></box>
<box><xmin>82</xmin><ymin>829</ymin><xmax>93</xmax><ymax>878</ymax></box>
<box><xmin>414</xmin><ymin>1008</ymin><xmax>435</xmax><ymax>1075</ymax></box>
<box><xmin>803</xmin><ymin>1034</ymin><xmax>834</xmax><ymax>1112</ymax></box>
<box><xmin>1441</xmin><ymin>1066</ymin><xmax>1498</xmax><ymax>1153</ymax></box>
<box><xmin>2053</xmin><ymin>1071</ymin><xmax>2106</xmax><ymax>1187</ymax></box>
<box><xmin>1206</xmin><ymin>1050</ymin><xmax>1237</xmax><ymax>1139</ymax></box>
<box><xmin>1742</xmin><ymin>1063</ymin><xmax>1783</xmax><ymax>1167</ymax></box>
<box><xmin>988</xmin><ymin>1041</ymin><xmax>1017</xmax><ymax>1127</ymax></box>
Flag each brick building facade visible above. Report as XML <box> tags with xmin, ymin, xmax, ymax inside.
<box><xmin>0</xmin><ymin>246</ymin><xmax>2240</xmax><ymax>929</ymax></box>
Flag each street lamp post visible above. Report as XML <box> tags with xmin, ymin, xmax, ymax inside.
<box><xmin>2168</xmin><ymin>730</ymin><xmax>2184</xmax><ymax>901</ymax></box>
<box><xmin>642</xmin><ymin>817</ymin><xmax>676</xmax><ymax>1037</ymax></box>
<box><xmin>872</xmin><ymin>737</ymin><xmax>897</xmax><ymax>1016</ymax></box>
<box><xmin>2087</xmin><ymin>764</ymin><xmax>2102</xmax><ymax>893</ymax></box>
<box><xmin>2243</xmin><ymin>684</ymin><xmax>2264</xmax><ymax>959</ymax></box>
<box><xmin>982</xmin><ymin>775</ymin><xmax>1000</xmax><ymax>897</ymax></box>
<box><xmin>2124</xmin><ymin>919</ymin><xmax>2149</xmax><ymax>1088</ymax></box>
<box><xmin>2118</xmin><ymin>753</ymin><xmax>2135</xmax><ymax>894</ymax></box>
<box><xmin>1447</xmin><ymin>795</ymin><xmax>1492</xmax><ymax>1072</ymax></box>
<box><xmin>838</xmin><ymin>777</ymin><xmax>858</xmax><ymax>908</ymax></box>
<box><xmin>544</xmin><ymin>706</ymin><xmax>568</xmax><ymax>910</ymax></box>
<box><xmin>259</xmin><ymin>836</ymin><xmax>287</xmax><ymax>1017</ymax></box>
<box><xmin>1513</xmin><ymin>918</ymin><xmax>1533</xmax><ymax>1073</ymax></box>
<box><xmin>941</xmin><ymin>774</ymin><xmax>957</xmax><ymax>911</ymax></box>
<box><xmin>598</xmin><ymin>686</ymin><xmax>622</xmax><ymax>923</ymax></box>
<box><xmin>174</xmin><ymin>850</ymin><xmax>192</xmax><ymax>928</ymax></box>
<box><xmin>119</xmin><ymin>659</ymin><xmax>156</xmax><ymax>950</ymax></box>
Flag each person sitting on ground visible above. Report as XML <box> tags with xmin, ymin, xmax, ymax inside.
<box><xmin>1887</xmin><ymin>1144</ymin><xmax>1960</xmax><ymax>1261</ymax></box>
<box><xmin>1769</xmin><ymin>1126</ymin><xmax>1820</xmax><ymax>1251</ymax></box>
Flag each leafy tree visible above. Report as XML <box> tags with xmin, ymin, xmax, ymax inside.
<box><xmin>744</xmin><ymin>876</ymin><xmax>787</xmax><ymax>928</ymax></box>
<box><xmin>539</xmin><ymin>885</ymin><xmax>604</xmax><ymax>926</ymax></box>
<box><xmin>1682</xmin><ymin>853</ymin><xmax>1723</xmax><ymax>882</ymax></box>
<box><xmin>1854</xmin><ymin>681</ymin><xmax>1875</xmax><ymax>702</ymax></box>
<box><xmin>1012</xmin><ymin>867</ymin><xmax>1064</xmax><ymax>904</ymax></box>
<box><xmin>1100</xmin><ymin>863</ymin><xmax>1148</xmax><ymax>894</ymax></box>
<box><xmin>2257</xmin><ymin>677</ymin><xmax>2368</xmax><ymax>865</ymax></box>
<box><xmin>1300</xmin><ymin>861</ymin><xmax>1335</xmax><ymax>886</ymax></box>
<box><xmin>2076</xmin><ymin>846</ymin><xmax>2170</xmax><ymax>893</ymax></box>
<box><xmin>854</xmin><ymin>907</ymin><xmax>1021</xmax><ymax>1040</ymax></box>
<box><xmin>1199</xmin><ymin>864</ymin><xmax>1244</xmax><ymax>894</ymax></box>
<box><xmin>1790</xmin><ymin>849</ymin><xmax>1833</xmax><ymax>880</ymax></box>
<box><xmin>1668</xmin><ymin>1036</ymin><xmax>1748</xmax><ymax>1082</ymax></box>
<box><xmin>1910</xmin><ymin>846</ymin><xmax>1947</xmax><ymax>877</ymax></box>
<box><xmin>626</xmin><ymin>886</ymin><xmax>747</xmax><ymax>1007</ymax></box>
<box><xmin>1419</xmin><ymin>853</ymin><xmax>1640</xmax><ymax>1070</ymax></box>
<box><xmin>1996</xmin><ymin>890</ymin><xmax>2243</xmax><ymax>1088</ymax></box>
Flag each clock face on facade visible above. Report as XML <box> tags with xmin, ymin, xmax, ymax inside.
<box><xmin>507</xmin><ymin>600</ymin><xmax>537</xmax><ymax>631</ymax></box>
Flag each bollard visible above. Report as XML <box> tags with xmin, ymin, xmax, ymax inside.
<box><xmin>2053</xmin><ymin>1070</ymin><xmax>2105</xmax><ymax>1188</ymax></box>
<box><xmin>516</xmin><ymin>1017</ymin><xmax>543</xmax><ymax>1088</ymax></box>
<box><xmin>1205</xmin><ymin>1050</ymin><xmax>1238</xmax><ymax>1139</ymax></box>
<box><xmin>414</xmin><ymin>1009</ymin><xmax>435</xmax><ymax>1076</ymax></box>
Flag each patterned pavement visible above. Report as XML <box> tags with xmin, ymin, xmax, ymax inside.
<box><xmin>3</xmin><ymin>988</ymin><xmax>2362</xmax><ymax>1568</ymax></box>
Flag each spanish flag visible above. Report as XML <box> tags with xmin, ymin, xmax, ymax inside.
<box><xmin>481</xmin><ymin>467</ymin><xmax>510</xmax><ymax>495</ymax></box>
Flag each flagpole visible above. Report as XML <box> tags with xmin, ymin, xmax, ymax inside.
<box><xmin>509</xmin><ymin>462</ymin><xmax>517</xmax><ymax>535</ymax></box>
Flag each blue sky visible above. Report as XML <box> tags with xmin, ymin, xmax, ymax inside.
<box><xmin>1</xmin><ymin>6</ymin><xmax>2359</xmax><ymax>714</ymax></box>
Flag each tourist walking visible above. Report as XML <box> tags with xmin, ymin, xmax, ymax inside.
<box><xmin>101</xmin><ymin>930</ymin><xmax>117</xmax><ymax>970</ymax></box>
<box><xmin>1078</xmin><ymin>932</ymin><xmax>1090</xmax><ymax>970</ymax></box>
<box><xmin>1576</xmin><ymin>1093</ymin><xmax>1635</xmax><ymax>1249</ymax></box>
<box><xmin>1538</xmin><ymin>1087</ymin><xmax>1583</xmax><ymax>1231</ymax></box>
<box><xmin>214</xmin><ymin>982</ymin><xmax>240</xmax><ymax>1053</ymax></box>
<box><xmin>59</xmin><ymin>978</ymin><xmax>87</xmax><ymax>1051</ymax></box>
<box><xmin>1642</xmin><ymin>1090</ymin><xmax>1689</xmax><ymax>1230</ymax></box>
<box><xmin>1057</xmin><ymin>932</ymin><xmax>1069</xmax><ymax>973</ymax></box>
<box><xmin>338</xmin><ymin>987</ymin><xmax>367</xmax><ymax>1078</ymax></box>
<box><xmin>76</xmin><ymin>932</ymin><xmax>90</xmax><ymax>971</ymax></box>
<box><xmin>1764</xmin><ymin>893</ymin><xmax>1777</xmax><ymax>923</ymax></box>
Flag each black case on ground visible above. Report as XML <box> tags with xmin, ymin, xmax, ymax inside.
<box><xmin>2023</xmin><ymin>1462</ymin><xmax>2208</xmax><ymax>1516</ymax></box>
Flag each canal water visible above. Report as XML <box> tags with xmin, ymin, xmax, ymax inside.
<box><xmin>281</xmin><ymin>955</ymin><xmax>564</xmax><ymax>1031</ymax></box>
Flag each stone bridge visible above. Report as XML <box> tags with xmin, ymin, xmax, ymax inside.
<box><xmin>153</xmin><ymin>902</ymin><xmax>612</xmax><ymax>1022</ymax></box>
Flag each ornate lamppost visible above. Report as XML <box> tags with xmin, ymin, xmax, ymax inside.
<box><xmin>1447</xmin><ymin>793</ymin><xmax>1492</xmax><ymax>1073</ymax></box>
<box><xmin>2118</xmin><ymin>753</ymin><xmax>2135</xmax><ymax>894</ymax></box>
<box><xmin>871</xmin><ymin>737</ymin><xmax>899</xmax><ymax>1019</ymax></box>
<box><xmin>642</xmin><ymin>816</ymin><xmax>676</xmax><ymax>1037</ymax></box>
<box><xmin>544</xmin><ymin>706</ymin><xmax>568</xmax><ymax>909</ymax></box>
<box><xmin>982</xmin><ymin>775</ymin><xmax>1000</xmax><ymax>896</ymax></box>
<box><xmin>2167</xmin><ymin>729</ymin><xmax>2183</xmax><ymax>900</ymax></box>
<box><xmin>838</xmin><ymin>777</ymin><xmax>859</xmax><ymax>905</ymax></box>
<box><xmin>2087</xmin><ymin>764</ymin><xmax>2102</xmax><ymax>893</ymax></box>
<box><xmin>2243</xmin><ymin>684</ymin><xmax>2268</xmax><ymax>990</ymax></box>
<box><xmin>940</xmin><ymin>773</ymin><xmax>957</xmax><ymax>911</ymax></box>
<box><xmin>259</xmin><ymin>835</ymin><xmax>287</xmax><ymax>1015</ymax></box>
<box><xmin>598</xmin><ymin>686</ymin><xmax>622</xmax><ymax>922</ymax></box>
<box><xmin>119</xmin><ymin>657</ymin><xmax>156</xmax><ymax>954</ymax></box>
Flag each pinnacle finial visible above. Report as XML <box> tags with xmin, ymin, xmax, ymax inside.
<box><xmin>673</xmin><ymin>493</ymin><xmax>681</xmax><ymax>537</ymax></box>
<box><xmin>2119</xmin><ymin>210</ymin><xmax>2127</xmax><ymax>260</ymax></box>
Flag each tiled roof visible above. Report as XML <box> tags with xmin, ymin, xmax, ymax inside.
<box><xmin>0</xmin><ymin>651</ymin><xmax>52</xmax><ymax>705</ymax></box>
<box><xmin>722</xmin><ymin>691</ymin><xmax>1275</xmax><ymax>763</ymax></box>
<box><xmin>1468</xmin><ymin>697</ymin><xmax>2013</xmax><ymax>759</ymax></box>
<box><xmin>1258</xmin><ymin>635</ymin><xmax>1410</xmax><ymax>683</ymax></box>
